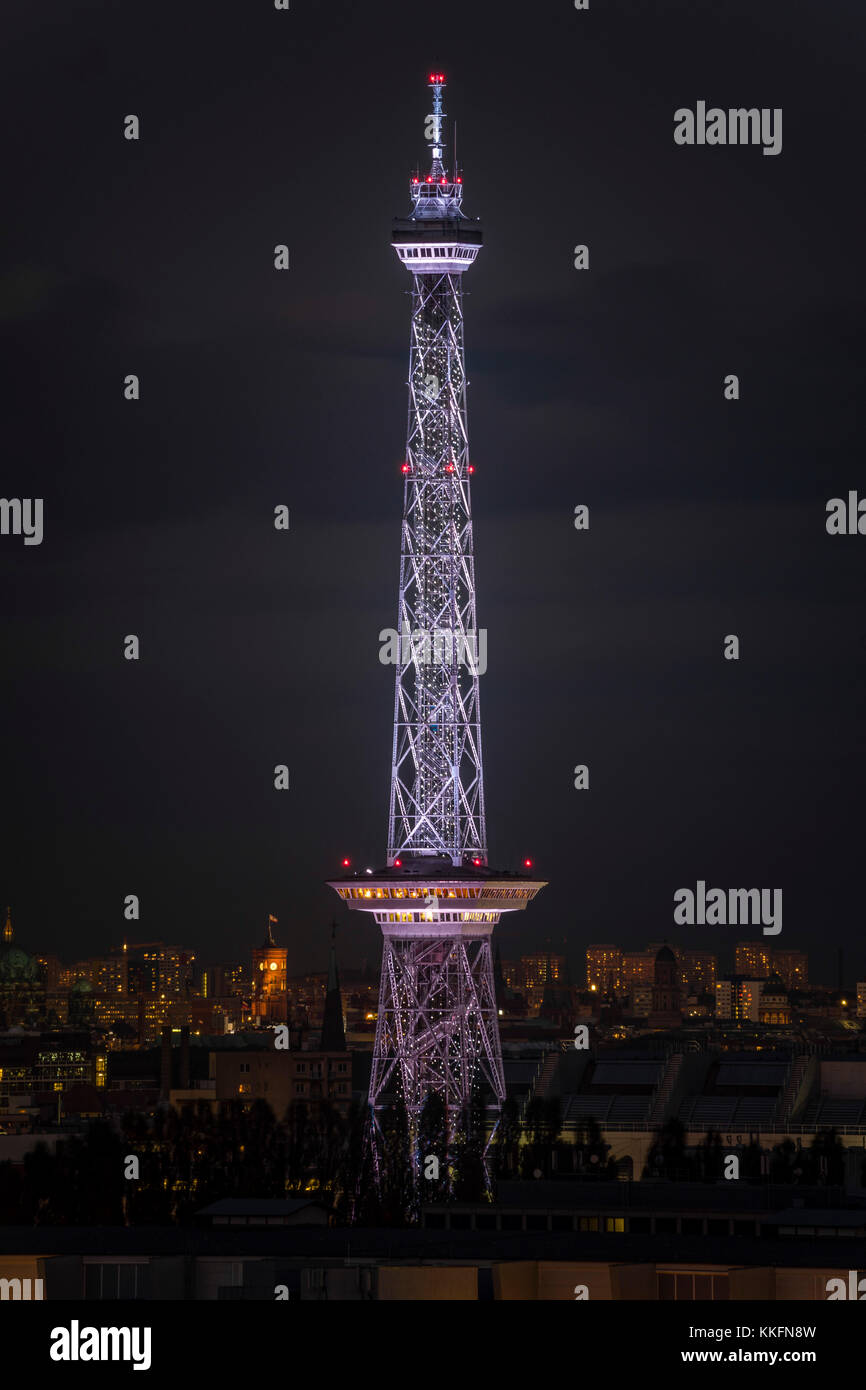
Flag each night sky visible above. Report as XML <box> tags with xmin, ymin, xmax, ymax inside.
<box><xmin>3</xmin><ymin>0</ymin><xmax>864</xmax><ymax>983</ymax></box>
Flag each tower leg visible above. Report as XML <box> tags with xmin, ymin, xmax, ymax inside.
<box><xmin>368</xmin><ymin>932</ymin><xmax>504</xmax><ymax>1199</ymax></box>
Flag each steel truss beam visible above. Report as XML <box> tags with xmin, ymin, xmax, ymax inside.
<box><xmin>387</xmin><ymin>270</ymin><xmax>486</xmax><ymax>866</ymax></box>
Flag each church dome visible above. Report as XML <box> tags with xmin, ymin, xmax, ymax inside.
<box><xmin>0</xmin><ymin>945</ymin><xmax>39</xmax><ymax>983</ymax></box>
<box><xmin>0</xmin><ymin>910</ymin><xmax>40</xmax><ymax>984</ymax></box>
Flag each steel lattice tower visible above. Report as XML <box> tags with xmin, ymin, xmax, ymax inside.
<box><xmin>329</xmin><ymin>74</ymin><xmax>544</xmax><ymax>1184</ymax></box>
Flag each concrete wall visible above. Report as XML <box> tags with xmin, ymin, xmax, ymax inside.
<box><xmin>301</xmin><ymin>1266</ymin><xmax>373</xmax><ymax>1300</ymax></box>
<box><xmin>610</xmin><ymin>1263</ymin><xmax>657</xmax><ymax>1299</ymax></box>
<box><xmin>536</xmin><ymin>1261</ymin><xmax>615</xmax><ymax>1300</ymax></box>
<box><xmin>729</xmin><ymin>1266</ymin><xmax>774</xmax><ymax>1299</ymax></box>
<box><xmin>789</xmin><ymin>1054</ymin><xmax>818</xmax><ymax>1121</ymax></box>
<box><xmin>775</xmin><ymin>1268</ymin><xmax>841</xmax><ymax>1300</ymax></box>
<box><xmin>0</xmin><ymin>1255</ymin><xmax>46</xmax><ymax>1300</ymax></box>
<box><xmin>194</xmin><ymin>1255</ymin><xmax>271</xmax><ymax>1300</ymax></box>
<box><xmin>377</xmin><ymin>1265</ymin><xmax>478</xmax><ymax>1300</ymax></box>
<box><xmin>819</xmin><ymin>1060</ymin><xmax>866</xmax><ymax>1099</ymax></box>
<box><xmin>493</xmin><ymin>1261</ymin><xmax>538</xmax><ymax>1300</ymax></box>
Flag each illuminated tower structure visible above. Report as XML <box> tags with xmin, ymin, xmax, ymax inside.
<box><xmin>329</xmin><ymin>75</ymin><xmax>545</xmax><ymax>1177</ymax></box>
<box><xmin>251</xmin><ymin>915</ymin><xmax>288</xmax><ymax>1025</ymax></box>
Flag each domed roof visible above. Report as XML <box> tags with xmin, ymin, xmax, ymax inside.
<box><xmin>0</xmin><ymin>910</ymin><xmax>41</xmax><ymax>984</ymax></box>
<box><xmin>655</xmin><ymin>945</ymin><xmax>676</xmax><ymax>964</ymax></box>
<box><xmin>0</xmin><ymin>945</ymin><xmax>39</xmax><ymax>983</ymax></box>
<box><xmin>764</xmin><ymin>971</ymin><xmax>786</xmax><ymax>993</ymax></box>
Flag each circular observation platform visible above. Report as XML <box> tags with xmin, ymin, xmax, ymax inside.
<box><xmin>327</xmin><ymin>856</ymin><xmax>546</xmax><ymax>938</ymax></box>
<box><xmin>392</xmin><ymin>216</ymin><xmax>483</xmax><ymax>275</ymax></box>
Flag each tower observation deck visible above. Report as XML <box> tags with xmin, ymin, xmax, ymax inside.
<box><xmin>329</xmin><ymin>74</ymin><xmax>545</xmax><ymax>1183</ymax></box>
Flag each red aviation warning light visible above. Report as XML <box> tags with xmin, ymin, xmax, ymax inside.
<box><xmin>341</xmin><ymin>857</ymin><xmax>351</xmax><ymax>868</ymax></box>
<box><xmin>523</xmin><ymin>858</ymin><xmax>533</xmax><ymax>869</ymax></box>
<box><xmin>394</xmin><ymin>858</ymin><xmax>402</xmax><ymax>867</ymax></box>
<box><xmin>401</xmin><ymin>462</ymin><xmax>411</xmax><ymax>474</ymax></box>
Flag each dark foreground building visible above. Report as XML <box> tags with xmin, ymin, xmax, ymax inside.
<box><xmin>0</xmin><ymin>1184</ymin><xmax>863</xmax><ymax>1300</ymax></box>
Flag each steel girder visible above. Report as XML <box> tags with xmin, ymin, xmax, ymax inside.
<box><xmin>387</xmin><ymin>270</ymin><xmax>487</xmax><ymax>865</ymax></box>
<box><xmin>368</xmin><ymin>934</ymin><xmax>505</xmax><ymax>1121</ymax></box>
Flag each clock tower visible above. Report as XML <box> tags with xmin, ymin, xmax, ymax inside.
<box><xmin>251</xmin><ymin>915</ymin><xmax>288</xmax><ymax>1024</ymax></box>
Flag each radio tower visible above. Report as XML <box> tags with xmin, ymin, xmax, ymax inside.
<box><xmin>329</xmin><ymin>73</ymin><xmax>544</xmax><ymax>1186</ymax></box>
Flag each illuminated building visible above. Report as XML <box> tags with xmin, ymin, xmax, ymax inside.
<box><xmin>202</xmin><ymin>962</ymin><xmax>249</xmax><ymax>998</ymax></box>
<box><xmin>648</xmin><ymin>946</ymin><xmax>682</xmax><ymax>1028</ymax></box>
<box><xmin>126</xmin><ymin>960</ymin><xmax>154</xmax><ymax>995</ymax></box>
<box><xmin>142</xmin><ymin>944</ymin><xmax>195</xmax><ymax>996</ymax></box>
<box><xmin>629</xmin><ymin>984</ymin><xmax>653</xmax><ymax>1016</ymax></box>
<box><xmin>770</xmin><ymin>950</ymin><xmax>808</xmax><ymax>991</ymax></box>
<box><xmin>34</xmin><ymin>954</ymin><xmax>61</xmax><ymax>991</ymax></box>
<box><xmin>734</xmin><ymin>942</ymin><xmax>772</xmax><ymax>979</ymax></box>
<box><xmin>586</xmin><ymin>945</ymin><xmax>622</xmax><ymax>994</ymax></box>
<box><xmin>518</xmin><ymin>954</ymin><xmax>565</xmax><ymax>1011</ymax></box>
<box><xmin>90</xmin><ymin>956</ymin><xmax>127</xmax><ymax>995</ymax></box>
<box><xmin>210</xmin><ymin>1048</ymin><xmax>351</xmax><ymax>1117</ymax></box>
<box><xmin>679</xmin><ymin>950</ymin><xmax>717</xmax><ymax>994</ymax></box>
<box><xmin>91</xmin><ymin>996</ymin><xmax>225</xmax><ymax>1047</ymax></box>
<box><xmin>620</xmin><ymin>951</ymin><xmax>654</xmax><ymax>995</ymax></box>
<box><xmin>59</xmin><ymin>962</ymin><xmax>93</xmax><ymax>989</ymax></box>
<box><xmin>715</xmin><ymin>976</ymin><xmax>764</xmax><ymax>1022</ymax></box>
<box><xmin>0</xmin><ymin>909</ymin><xmax>45</xmax><ymax>1027</ymax></box>
<box><xmin>251</xmin><ymin>917</ymin><xmax>288</xmax><ymax>1024</ymax></box>
<box><xmin>758</xmin><ymin>973</ymin><xmax>791</xmax><ymax>1025</ymax></box>
<box><xmin>0</xmin><ymin>1031</ymin><xmax>104</xmax><ymax>1100</ymax></box>
<box><xmin>104</xmin><ymin>941</ymin><xmax>196</xmax><ymax>997</ymax></box>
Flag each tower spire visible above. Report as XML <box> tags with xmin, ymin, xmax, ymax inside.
<box><xmin>327</xmin><ymin>921</ymin><xmax>339</xmax><ymax>992</ymax></box>
<box><xmin>321</xmin><ymin>922</ymin><xmax>346</xmax><ymax>1052</ymax></box>
<box><xmin>3</xmin><ymin>908</ymin><xmax>12</xmax><ymax>944</ymax></box>
<box><xmin>427</xmin><ymin>71</ymin><xmax>446</xmax><ymax>178</ymax></box>
<box><xmin>410</xmin><ymin>71</ymin><xmax>464</xmax><ymax>221</ymax></box>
